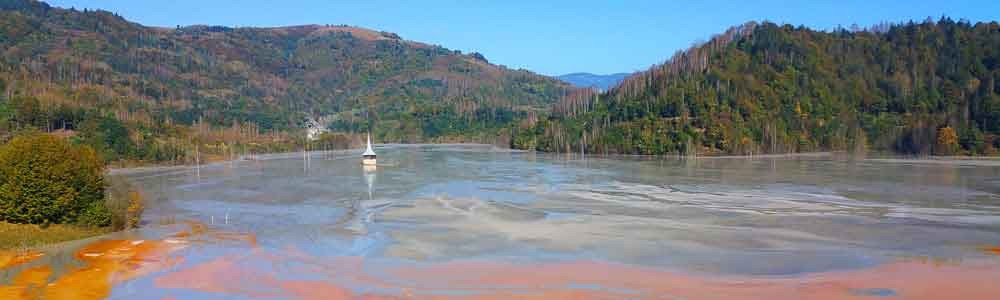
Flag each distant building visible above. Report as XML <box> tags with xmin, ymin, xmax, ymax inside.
<box><xmin>305</xmin><ymin>117</ymin><xmax>327</xmax><ymax>141</ymax></box>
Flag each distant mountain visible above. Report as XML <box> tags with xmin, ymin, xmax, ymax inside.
<box><xmin>0</xmin><ymin>0</ymin><xmax>573</xmax><ymax>162</ymax></box>
<box><xmin>557</xmin><ymin>72</ymin><xmax>631</xmax><ymax>90</ymax></box>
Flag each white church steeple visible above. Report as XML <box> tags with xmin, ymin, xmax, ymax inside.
<box><xmin>362</xmin><ymin>133</ymin><xmax>376</xmax><ymax>165</ymax></box>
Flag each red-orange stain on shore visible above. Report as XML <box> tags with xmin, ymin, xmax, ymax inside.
<box><xmin>0</xmin><ymin>221</ymin><xmax>208</xmax><ymax>300</ymax></box>
<box><xmin>0</xmin><ymin>239</ymin><xmax>185</xmax><ymax>300</ymax></box>
<box><xmin>41</xmin><ymin>239</ymin><xmax>186</xmax><ymax>299</ymax></box>
<box><xmin>985</xmin><ymin>246</ymin><xmax>1000</xmax><ymax>255</ymax></box>
<box><xmin>0</xmin><ymin>265</ymin><xmax>52</xmax><ymax>299</ymax></box>
<box><xmin>0</xmin><ymin>251</ymin><xmax>44</xmax><ymax>270</ymax></box>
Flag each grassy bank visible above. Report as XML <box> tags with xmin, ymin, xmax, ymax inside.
<box><xmin>0</xmin><ymin>222</ymin><xmax>111</xmax><ymax>251</ymax></box>
<box><xmin>0</xmin><ymin>176</ymin><xmax>144</xmax><ymax>251</ymax></box>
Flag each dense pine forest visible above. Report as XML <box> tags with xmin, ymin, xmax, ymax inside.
<box><xmin>0</xmin><ymin>0</ymin><xmax>571</xmax><ymax>164</ymax></box>
<box><xmin>515</xmin><ymin>19</ymin><xmax>1000</xmax><ymax>156</ymax></box>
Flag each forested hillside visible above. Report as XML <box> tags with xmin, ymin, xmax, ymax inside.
<box><xmin>3</xmin><ymin>0</ymin><xmax>997</xmax><ymax>160</ymax></box>
<box><xmin>515</xmin><ymin>19</ymin><xmax>1000</xmax><ymax>156</ymax></box>
<box><xmin>557</xmin><ymin>72</ymin><xmax>631</xmax><ymax>91</ymax></box>
<box><xmin>0</xmin><ymin>0</ymin><xmax>572</xmax><ymax>164</ymax></box>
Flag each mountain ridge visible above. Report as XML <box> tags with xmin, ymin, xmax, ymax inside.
<box><xmin>0</xmin><ymin>0</ymin><xmax>574</xmax><ymax>162</ymax></box>
<box><xmin>557</xmin><ymin>72</ymin><xmax>631</xmax><ymax>90</ymax></box>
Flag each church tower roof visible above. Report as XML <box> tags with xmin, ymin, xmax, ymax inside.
<box><xmin>363</xmin><ymin>133</ymin><xmax>376</xmax><ymax>156</ymax></box>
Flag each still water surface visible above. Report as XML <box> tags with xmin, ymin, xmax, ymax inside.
<box><xmin>3</xmin><ymin>145</ymin><xmax>1000</xmax><ymax>299</ymax></box>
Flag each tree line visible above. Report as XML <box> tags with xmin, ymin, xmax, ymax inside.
<box><xmin>515</xmin><ymin>19</ymin><xmax>1000</xmax><ymax>156</ymax></box>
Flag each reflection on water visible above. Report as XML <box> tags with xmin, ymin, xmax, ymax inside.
<box><xmin>2</xmin><ymin>145</ymin><xmax>1000</xmax><ymax>298</ymax></box>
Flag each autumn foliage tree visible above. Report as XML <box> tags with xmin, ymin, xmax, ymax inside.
<box><xmin>935</xmin><ymin>126</ymin><xmax>959</xmax><ymax>155</ymax></box>
<box><xmin>0</xmin><ymin>132</ymin><xmax>107</xmax><ymax>225</ymax></box>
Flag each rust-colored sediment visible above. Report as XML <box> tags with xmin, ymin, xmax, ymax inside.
<box><xmin>0</xmin><ymin>265</ymin><xmax>52</xmax><ymax>299</ymax></box>
<box><xmin>153</xmin><ymin>247</ymin><xmax>1000</xmax><ymax>300</ymax></box>
<box><xmin>170</xmin><ymin>220</ymin><xmax>257</xmax><ymax>247</ymax></box>
<box><xmin>398</xmin><ymin>259</ymin><xmax>1000</xmax><ymax>299</ymax></box>
<box><xmin>170</xmin><ymin>221</ymin><xmax>206</xmax><ymax>238</ymax></box>
<box><xmin>154</xmin><ymin>252</ymin><xmax>356</xmax><ymax>300</ymax></box>
<box><xmin>41</xmin><ymin>239</ymin><xmax>186</xmax><ymax>299</ymax></box>
<box><xmin>985</xmin><ymin>246</ymin><xmax>1000</xmax><ymax>255</ymax></box>
<box><xmin>0</xmin><ymin>251</ymin><xmax>44</xmax><ymax>270</ymax></box>
<box><xmin>7</xmin><ymin>220</ymin><xmax>1000</xmax><ymax>299</ymax></box>
<box><xmin>0</xmin><ymin>221</ymin><xmax>209</xmax><ymax>300</ymax></box>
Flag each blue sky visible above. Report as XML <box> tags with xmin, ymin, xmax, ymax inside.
<box><xmin>47</xmin><ymin>0</ymin><xmax>1000</xmax><ymax>76</ymax></box>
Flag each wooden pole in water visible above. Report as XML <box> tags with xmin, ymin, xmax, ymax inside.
<box><xmin>195</xmin><ymin>144</ymin><xmax>201</xmax><ymax>181</ymax></box>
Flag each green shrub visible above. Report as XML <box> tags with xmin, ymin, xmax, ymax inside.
<box><xmin>0</xmin><ymin>132</ymin><xmax>105</xmax><ymax>224</ymax></box>
<box><xmin>104</xmin><ymin>176</ymin><xmax>145</xmax><ymax>230</ymax></box>
<box><xmin>78</xmin><ymin>115</ymin><xmax>135</xmax><ymax>162</ymax></box>
<box><xmin>126</xmin><ymin>191</ymin><xmax>145</xmax><ymax>229</ymax></box>
<box><xmin>78</xmin><ymin>201</ymin><xmax>112</xmax><ymax>227</ymax></box>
